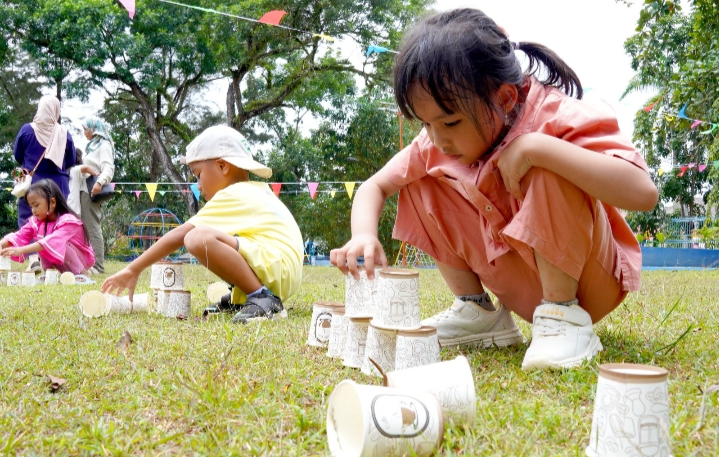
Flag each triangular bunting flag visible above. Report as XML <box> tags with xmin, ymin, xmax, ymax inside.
<box><xmin>271</xmin><ymin>183</ymin><xmax>282</xmax><ymax>197</ymax></box>
<box><xmin>678</xmin><ymin>103</ymin><xmax>690</xmax><ymax>120</ymax></box>
<box><xmin>699</xmin><ymin>164</ymin><xmax>707</xmax><ymax>172</ymax></box>
<box><xmin>688</xmin><ymin>163</ymin><xmax>696</xmax><ymax>169</ymax></box>
<box><xmin>344</xmin><ymin>182</ymin><xmax>356</xmax><ymax>200</ymax></box>
<box><xmin>146</xmin><ymin>183</ymin><xmax>158</xmax><ymax>202</ymax></box>
<box><xmin>118</xmin><ymin>0</ymin><xmax>135</xmax><ymax>19</ymax></box>
<box><xmin>714</xmin><ymin>160</ymin><xmax>719</xmax><ymax>168</ymax></box>
<box><xmin>330</xmin><ymin>190</ymin><xmax>336</xmax><ymax>198</ymax></box>
<box><xmin>313</xmin><ymin>33</ymin><xmax>335</xmax><ymax>42</ymax></box>
<box><xmin>658</xmin><ymin>169</ymin><xmax>665</xmax><ymax>176</ymax></box>
<box><xmin>643</xmin><ymin>101</ymin><xmax>658</xmax><ymax>112</ymax></box>
<box><xmin>366</xmin><ymin>45</ymin><xmax>389</xmax><ymax>57</ymax></box>
<box><xmin>701</xmin><ymin>124</ymin><xmax>717</xmax><ymax>134</ymax></box>
<box><xmin>258</xmin><ymin>10</ymin><xmax>287</xmax><ymax>25</ymax></box>
<box><xmin>190</xmin><ymin>183</ymin><xmax>200</xmax><ymax>201</ymax></box>
<box><xmin>110</xmin><ymin>183</ymin><xmax>116</xmax><ymax>190</ymax></box>
<box><xmin>158</xmin><ymin>190</ymin><xmax>166</xmax><ymax>196</ymax></box>
<box><xmin>691</xmin><ymin>120</ymin><xmax>702</xmax><ymax>129</ymax></box>
<box><xmin>307</xmin><ymin>182</ymin><xmax>319</xmax><ymax>199</ymax></box>
<box><xmin>134</xmin><ymin>190</ymin><xmax>141</xmax><ymax>198</ymax></box>
<box><xmin>664</xmin><ymin>115</ymin><xmax>675</xmax><ymax>122</ymax></box>
<box><xmin>182</xmin><ymin>189</ymin><xmax>189</xmax><ymax>194</ymax></box>
<box><xmin>677</xmin><ymin>166</ymin><xmax>688</xmax><ymax>177</ymax></box>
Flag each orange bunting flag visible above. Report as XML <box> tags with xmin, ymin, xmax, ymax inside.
<box><xmin>271</xmin><ymin>183</ymin><xmax>282</xmax><ymax>197</ymax></box>
<box><xmin>691</xmin><ymin>120</ymin><xmax>702</xmax><ymax>129</ymax></box>
<box><xmin>307</xmin><ymin>182</ymin><xmax>319</xmax><ymax>199</ymax></box>
<box><xmin>344</xmin><ymin>182</ymin><xmax>356</xmax><ymax>200</ymax></box>
<box><xmin>699</xmin><ymin>164</ymin><xmax>707</xmax><ymax>172</ymax></box>
<box><xmin>118</xmin><ymin>0</ymin><xmax>135</xmax><ymax>19</ymax></box>
<box><xmin>643</xmin><ymin>101</ymin><xmax>658</xmax><ymax>112</ymax></box>
<box><xmin>146</xmin><ymin>183</ymin><xmax>158</xmax><ymax>201</ymax></box>
<box><xmin>677</xmin><ymin>166</ymin><xmax>688</xmax><ymax>177</ymax></box>
<box><xmin>259</xmin><ymin>10</ymin><xmax>287</xmax><ymax>25</ymax></box>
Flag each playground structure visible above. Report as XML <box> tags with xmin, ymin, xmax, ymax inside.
<box><xmin>127</xmin><ymin>208</ymin><xmax>186</xmax><ymax>260</ymax></box>
<box><xmin>395</xmin><ymin>242</ymin><xmax>436</xmax><ymax>268</ymax></box>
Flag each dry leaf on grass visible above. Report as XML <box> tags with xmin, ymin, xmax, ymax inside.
<box><xmin>47</xmin><ymin>375</ymin><xmax>66</xmax><ymax>392</ymax></box>
<box><xmin>116</xmin><ymin>330</ymin><xmax>133</xmax><ymax>352</ymax></box>
<box><xmin>176</xmin><ymin>314</ymin><xmax>188</xmax><ymax>320</ymax></box>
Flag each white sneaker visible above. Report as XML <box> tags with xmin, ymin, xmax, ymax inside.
<box><xmin>421</xmin><ymin>297</ymin><xmax>525</xmax><ymax>348</ymax></box>
<box><xmin>521</xmin><ymin>303</ymin><xmax>603</xmax><ymax>371</ymax></box>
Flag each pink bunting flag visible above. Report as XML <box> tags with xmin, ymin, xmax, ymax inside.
<box><xmin>307</xmin><ymin>182</ymin><xmax>319</xmax><ymax>199</ymax></box>
<box><xmin>134</xmin><ymin>191</ymin><xmax>141</xmax><ymax>198</ymax></box>
<box><xmin>699</xmin><ymin>164</ymin><xmax>707</xmax><ymax>172</ymax></box>
<box><xmin>110</xmin><ymin>183</ymin><xmax>116</xmax><ymax>190</ymax></box>
<box><xmin>271</xmin><ymin>183</ymin><xmax>282</xmax><ymax>197</ymax></box>
<box><xmin>691</xmin><ymin>120</ymin><xmax>702</xmax><ymax>129</ymax></box>
<box><xmin>118</xmin><ymin>0</ymin><xmax>135</xmax><ymax>19</ymax></box>
<box><xmin>688</xmin><ymin>163</ymin><xmax>696</xmax><ymax>169</ymax></box>
<box><xmin>259</xmin><ymin>10</ymin><xmax>287</xmax><ymax>25</ymax></box>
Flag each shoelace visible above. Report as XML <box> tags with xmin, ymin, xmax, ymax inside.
<box><xmin>534</xmin><ymin>316</ymin><xmax>568</xmax><ymax>337</ymax></box>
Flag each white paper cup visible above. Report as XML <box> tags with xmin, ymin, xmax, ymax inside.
<box><xmin>386</xmin><ymin>356</ymin><xmax>476</xmax><ymax>427</ymax></box>
<box><xmin>327</xmin><ymin>307</ymin><xmax>349</xmax><ymax>359</ymax></box>
<box><xmin>586</xmin><ymin>364</ymin><xmax>672</xmax><ymax>457</ymax></box>
<box><xmin>374</xmin><ymin>268</ymin><xmax>421</xmax><ymax>330</ymax></box>
<box><xmin>159</xmin><ymin>290</ymin><xmax>191</xmax><ymax>318</ymax></box>
<box><xmin>79</xmin><ymin>291</ymin><xmax>110</xmax><ymax>318</ymax></box>
<box><xmin>326</xmin><ymin>379</ymin><xmax>444</xmax><ymax>457</ymax></box>
<box><xmin>150</xmin><ymin>262</ymin><xmax>185</xmax><ymax>290</ymax></box>
<box><xmin>345</xmin><ymin>267</ymin><xmax>381</xmax><ymax>318</ymax></box>
<box><xmin>59</xmin><ymin>271</ymin><xmax>75</xmax><ymax>285</ymax></box>
<box><xmin>307</xmin><ymin>302</ymin><xmax>341</xmax><ymax>347</ymax></box>
<box><xmin>0</xmin><ymin>271</ymin><xmax>5</xmax><ymax>285</ymax></box>
<box><xmin>207</xmin><ymin>282</ymin><xmax>230</xmax><ymax>303</ymax></box>
<box><xmin>0</xmin><ymin>256</ymin><xmax>11</xmax><ymax>270</ymax></box>
<box><xmin>44</xmin><ymin>269</ymin><xmax>59</xmax><ymax>285</ymax></box>
<box><xmin>6</xmin><ymin>271</ymin><xmax>20</xmax><ymax>286</ymax></box>
<box><xmin>21</xmin><ymin>272</ymin><xmax>36</xmax><ymax>286</ymax></box>
<box><xmin>394</xmin><ymin>326</ymin><xmax>440</xmax><ymax>371</ymax></box>
<box><xmin>361</xmin><ymin>323</ymin><xmax>397</xmax><ymax>378</ymax></box>
<box><xmin>342</xmin><ymin>317</ymin><xmax>371</xmax><ymax>368</ymax></box>
<box><xmin>105</xmin><ymin>293</ymin><xmax>150</xmax><ymax>314</ymax></box>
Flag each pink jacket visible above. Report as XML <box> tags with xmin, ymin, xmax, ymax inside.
<box><xmin>3</xmin><ymin>213</ymin><xmax>95</xmax><ymax>267</ymax></box>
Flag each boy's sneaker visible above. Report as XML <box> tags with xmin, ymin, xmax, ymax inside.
<box><xmin>421</xmin><ymin>298</ymin><xmax>524</xmax><ymax>348</ymax></box>
<box><xmin>203</xmin><ymin>292</ymin><xmax>242</xmax><ymax>316</ymax></box>
<box><xmin>521</xmin><ymin>303</ymin><xmax>603</xmax><ymax>371</ymax></box>
<box><xmin>231</xmin><ymin>292</ymin><xmax>288</xmax><ymax>324</ymax></box>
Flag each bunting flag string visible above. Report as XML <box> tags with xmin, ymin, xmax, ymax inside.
<box><xmin>642</xmin><ymin>100</ymin><xmax>719</xmax><ymax>135</ymax></box>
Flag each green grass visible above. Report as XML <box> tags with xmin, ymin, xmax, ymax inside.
<box><xmin>1</xmin><ymin>263</ymin><xmax>718</xmax><ymax>456</ymax></box>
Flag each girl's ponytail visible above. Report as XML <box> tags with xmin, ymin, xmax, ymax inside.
<box><xmin>515</xmin><ymin>42</ymin><xmax>583</xmax><ymax>99</ymax></box>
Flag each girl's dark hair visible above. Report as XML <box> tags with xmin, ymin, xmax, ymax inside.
<box><xmin>25</xmin><ymin>180</ymin><xmax>90</xmax><ymax>244</ymax></box>
<box><xmin>394</xmin><ymin>8</ymin><xmax>582</xmax><ymax>130</ymax></box>
<box><xmin>75</xmin><ymin>147</ymin><xmax>83</xmax><ymax>166</ymax></box>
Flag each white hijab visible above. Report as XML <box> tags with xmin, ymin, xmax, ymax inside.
<box><xmin>30</xmin><ymin>95</ymin><xmax>68</xmax><ymax>169</ymax></box>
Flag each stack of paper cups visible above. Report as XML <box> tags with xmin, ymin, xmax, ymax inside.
<box><xmin>344</xmin><ymin>266</ymin><xmax>381</xmax><ymax>318</ymax></box>
<box><xmin>150</xmin><ymin>262</ymin><xmax>185</xmax><ymax>290</ymax></box>
<box><xmin>342</xmin><ymin>317</ymin><xmax>371</xmax><ymax>368</ymax></box>
<box><xmin>150</xmin><ymin>262</ymin><xmax>191</xmax><ymax>317</ymax></box>
<box><xmin>327</xmin><ymin>307</ymin><xmax>349</xmax><ymax>359</ymax></box>
<box><xmin>361</xmin><ymin>322</ymin><xmax>398</xmax><ymax>377</ymax></box>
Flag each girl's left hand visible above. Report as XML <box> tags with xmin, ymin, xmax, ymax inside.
<box><xmin>1</xmin><ymin>246</ymin><xmax>24</xmax><ymax>257</ymax></box>
<box><xmin>496</xmin><ymin>134</ymin><xmax>535</xmax><ymax>201</ymax></box>
<box><xmin>91</xmin><ymin>182</ymin><xmax>102</xmax><ymax>197</ymax></box>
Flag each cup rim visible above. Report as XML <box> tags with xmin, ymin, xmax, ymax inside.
<box><xmin>379</xmin><ymin>268</ymin><xmax>419</xmax><ymax>278</ymax></box>
<box><xmin>348</xmin><ymin>316</ymin><xmax>372</xmax><ymax>323</ymax></box>
<box><xmin>313</xmin><ymin>301</ymin><xmax>344</xmax><ymax>308</ymax></box>
<box><xmin>397</xmin><ymin>325</ymin><xmax>437</xmax><ymax>336</ymax></box>
<box><xmin>599</xmin><ymin>363</ymin><xmax>668</xmax><ymax>383</ymax></box>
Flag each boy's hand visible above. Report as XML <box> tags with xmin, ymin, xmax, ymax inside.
<box><xmin>101</xmin><ymin>268</ymin><xmax>140</xmax><ymax>301</ymax></box>
<box><xmin>330</xmin><ymin>235</ymin><xmax>388</xmax><ymax>280</ymax></box>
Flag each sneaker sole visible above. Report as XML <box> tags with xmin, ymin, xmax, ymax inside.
<box><xmin>235</xmin><ymin>309</ymin><xmax>288</xmax><ymax>324</ymax></box>
<box><xmin>439</xmin><ymin>327</ymin><xmax>525</xmax><ymax>349</ymax></box>
<box><xmin>521</xmin><ymin>334</ymin><xmax>603</xmax><ymax>371</ymax></box>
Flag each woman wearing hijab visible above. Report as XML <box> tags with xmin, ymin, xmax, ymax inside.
<box><xmin>13</xmin><ymin>95</ymin><xmax>76</xmax><ymax>273</ymax></box>
<box><xmin>80</xmin><ymin>117</ymin><xmax>116</xmax><ymax>275</ymax></box>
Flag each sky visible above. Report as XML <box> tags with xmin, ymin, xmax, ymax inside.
<box><xmin>62</xmin><ymin>0</ymin><xmax>653</xmax><ymax>150</ymax></box>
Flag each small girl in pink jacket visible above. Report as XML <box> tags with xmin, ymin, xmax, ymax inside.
<box><xmin>1</xmin><ymin>180</ymin><xmax>94</xmax><ymax>275</ymax></box>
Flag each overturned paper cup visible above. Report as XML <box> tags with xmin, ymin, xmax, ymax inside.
<box><xmin>59</xmin><ymin>272</ymin><xmax>75</xmax><ymax>285</ymax></box>
<box><xmin>386</xmin><ymin>356</ymin><xmax>476</xmax><ymax>427</ymax></box>
<box><xmin>6</xmin><ymin>271</ymin><xmax>20</xmax><ymax>286</ymax></box>
<box><xmin>207</xmin><ymin>282</ymin><xmax>230</xmax><ymax>303</ymax></box>
<box><xmin>361</xmin><ymin>323</ymin><xmax>397</xmax><ymax>378</ymax></box>
<box><xmin>586</xmin><ymin>363</ymin><xmax>672</xmax><ymax>457</ymax></box>
<box><xmin>79</xmin><ymin>291</ymin><xmax>110</xmax><ymax>318</ymax></box>
<box><xmin>159</xmin><ymin>290</ymin><xmax>191</xmax><ymax>318</ymax></box>
<box><xmin>326</xmin><ymin>379</ymin><xmax>444</xmax><ymax>457</ymax></box>
<box><xmin>307</xmin><ymin>302</ymin><xmax>340</xmax><ymax>347</ymax></box>
<box><xmin>394</xmin><ymin>326</ymin><xmax>440</xmax><ymax>371</ymax></box>
<box><xmin>44</xmin><ymin>269</ymin><xmax>60</xmax><ymax>285</ymax></box>
<box><xmin>327</xmin><ymin>307</ymin><xmax>349</xmax><ymax>359</ymax></box>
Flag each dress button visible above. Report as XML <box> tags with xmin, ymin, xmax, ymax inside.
<box><xmin>485</xmin><ymin>205</ymin><xmax>493</xmax><ymax>212</ymax></box>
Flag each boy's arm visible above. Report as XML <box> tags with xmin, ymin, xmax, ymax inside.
<box><xmin>101</xmin><ymin>223</ymin><xmax>194</xmax><ymax>299</ymax></box>
<box><xmin>330</xmin><ymin>167</ymin><xmax>401</xmax><ymax>279</ymax></box>
<box><xmin>498</xmin><ymin>132</ymin><xmax>659</xmax><ymax>211</ymax></box>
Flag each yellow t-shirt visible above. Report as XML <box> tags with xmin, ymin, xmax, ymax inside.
<box><xmin>187</xmin><ymin>181</ymin><xmax>303</xmax><ymax>303</ymax></box>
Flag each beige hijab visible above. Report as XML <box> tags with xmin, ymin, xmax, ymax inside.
<box><xmin>30</xmin><ymin>95</ymin><xmax>68</xmax><ymax>169</ymax></box>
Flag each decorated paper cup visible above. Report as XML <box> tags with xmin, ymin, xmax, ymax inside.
<box><xmin>150</xmin><ymin>262</ymin><xmax>185</xmax><ymax>290</ymax></box>
<box><xmin>327</xmin><ymin>307</ymin><xmax>349</xmax><ymax>359</ymax></box>
<box><xmin>0</xmin><ymin>255</ymin><xmax>11</xmax><ymax>270</ymax></box>
<box><xmin>207</xmin><ymin>282</ymin><xmax>230</xmax><ymax>303</ymax></box>
<box><xmin>386</xmin><ymin>356</ymin><xmax>476</xmax><ymax>427</ymax></box>
<box><xmin>21</xmin><ymin>272</ymin><xmax>36</xmax><ymax>286</ymax></box>
<box><xmin>394</xmin><ymin>326</ymin><xmax>440</xmax><ymax>371</ymax></box>
<box><xmin>586</xmin><ymin>364</ymin><xmax>672</xmax><ymax>457</ymax></box>
<box><xmin>307</xmin><ymin>302</ymin><xmax>341</xmax><ymax>347</ymax></box>
<box><xmin>79</xmin><ymin>291</ymin><xmax>110</xmax><ymax>318</ymax></box>
<box><xmin>326</xmin><ymin>379</ymin><xmax>444</xmax><ymax>457</ymax></box>
<box><xmin>361</xmin><ymin>323</ymin><xmax>397</xmax><ymax>378</ymax></box>
<box><xmin>159</xmin><ymin>290</ymin><xmax>191</xmax><ymax>318</ymax></box>
<box><xmin>106</xmin><ymin>293</ymin><xmax>150</xmax><ymax>314</ymax></box>
<box><xmin>6</xmin><ymin>271</ymin><xmax>21</xmax><ymax>286</ymax></box>
<box><xmin>44</xmin><ymin>269</ymin><xmax>59</xmax><ymax>285</ymax></box>
<box><xmin>0</xmin><ymin>271</ymin><xmax>5</xmax><ymax>285</ymax></box>
<box><xmin>345</xmin><ymin>266</ymin><xmax>381</xmax><ymax>318</ymax></box>
<box><xmin>374</xmin><ymin>268</ymin><xmax>420</xmax><ymax>330</ymax></box>
<box><xmin>342</xmin><ymin>317</ymin><xmax>371</xmax><ymax>368</ymax></box>
<box><xmin>59</xmin><ymin>271</ymin><xmax>75</xmax><ymax>285</ymax></box>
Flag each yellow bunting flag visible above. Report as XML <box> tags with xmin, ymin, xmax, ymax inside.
<box><xmin>330</xmin><ymin>190</ymin><xmax>336</xmax><ymax>198</ymax></box>
<box><xmin>344</xmin><ymin>182</ymin><xmax>356</xmax><ymax>200</ymax></box>
<box><xmin>658</xmin><ymin>169</ymin><xmax>664</xmax><ymax>176</ymax></box>
<box><xmin>146</xmin><ymin>183</ymin><xmax>158</xmax><ymax>202</ymax></box>
<box><xmin>313</xmin><ymin>33</ymin><xmax>336</xmax><ymax>42</ymax></box>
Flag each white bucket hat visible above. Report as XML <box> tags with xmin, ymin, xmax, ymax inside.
<box><xmin>183</xmin><ymin>125</ymin><xmax>272</xmax><ymax>178</ymax></box>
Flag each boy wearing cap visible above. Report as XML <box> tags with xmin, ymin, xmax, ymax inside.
<box><xmin>101</xmin><ymin>125</ymin><xmax>304</xmax><ymax>323</ymax></box>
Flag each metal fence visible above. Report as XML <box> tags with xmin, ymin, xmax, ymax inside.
<box><xmin>664</xmin><ymin>217</ymin><xmax>719</xmax><ymax>249</ymax></box>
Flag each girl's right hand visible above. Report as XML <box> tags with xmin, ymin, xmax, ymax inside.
<box><xmin>101</xmin><ymin>268</ymin><xmax>140</xmax><ymax>301</ymax></box>
<box><xmin>330</xmin><ymin>235</ymin><xmax>388</xmax><ymax>280</ymax></box>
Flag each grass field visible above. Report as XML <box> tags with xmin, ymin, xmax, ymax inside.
<box><xmin>0</xmin><ymin>263</ymin><xmax>718</xmax><ymax>456</ymax></box>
